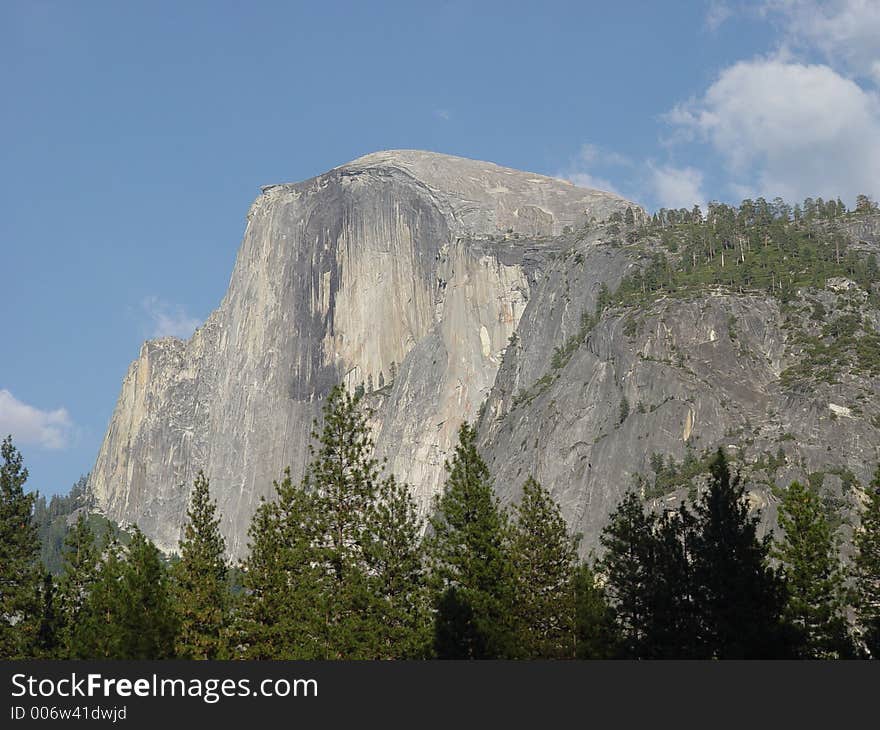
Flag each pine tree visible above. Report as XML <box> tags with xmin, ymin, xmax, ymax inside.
<box><xmin>57</xmin><ymin>514</ymin><xmax>100</xmax><ymax>658</ymax></box>
<box><xmin>362</xmin><ymin>474</ymin><xmax>431</xmax><ymax>658</ymax></box>
<box><xmin>35</xmin><ymin>572</ymin><xmax>60</xmax><ymax>658</ymax></box>
<box><xmin>509</xmin><ymin>477</ymin><xmax>579</xmax><ymax>658</ymax></box>
<box><xmin>72</xmin><ymin>530</ymin><xmax>128</xmax><ymax>658</ymax></box>
<box><xmin>172</xmin><ymin>471</ymin><xmax>229</xmax><ymax>659</ymax></box>
<box><xmin>427</xmin><ymin>422</ymin><xmax>516</xmax><ymax>659</ymax></box>
<box><xmin>573</xmin><ymin>562</ymin><xmax>620</xmax><ymax>659</ymax></box>
<box><xmin>118</xmin><ymin>528</ymin><xmax>177</xmax><ymax>659</ymax></box>
<box><xmin>597</xmin><ymin>491</ymin><xmax>654</xmax><ymax>657</ymax></box>
<box><xmin>307</xmin><ymin>385</ymin><xmax>384</xmax><ymax>658</ymax></box>
<box><xmin>235</xmin><ymin>470</ymin><xmax>324</xmax><ymax>659</ymax></box>
<box><xmin>0</xmin><ymin>436</ymin><xmax>42</xmax><ymax>658</ymax></box>
<box><xmin>774</xmin><ymin>481</ymin><xmax>851</xmax><ymax>658</ymax></box>
<box><xmin>688</xmin><ymin>449</ymin><xmax>787</xmax><ymax>658</ymax></box>
<box><xmin>853</xmin><ymin>466</ymin><xmax>880</xmax><ymax>657</ymax></box>
<box><xmin>305</xmin><ymin>385</ymin><xmax>430</xmax><ymax>658</ymax></box>
<box><xmin>73</xmin><ymin>528</ymin><xmax>177</xmax><ymax>659</ymax></box>
<box><xmin>644</xmin><ymin>507</ymin><xmax>701</xmax><ymax>658</ymax></box>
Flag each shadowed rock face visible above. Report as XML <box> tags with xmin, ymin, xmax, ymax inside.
<box><xmin>476</xmin><ymin>218</ymin><xmax>880</xmax><ymax>555</ymax></box>
<box><xmin>89</xmin><ymin>150</ymin><xmax>639</xmax><ymax>557</ymax></box>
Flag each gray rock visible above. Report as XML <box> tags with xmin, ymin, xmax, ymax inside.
<box><xmin>89</xmin><ymin>150</ymin><xmax>639</xmax><ymax>557</ymax></box>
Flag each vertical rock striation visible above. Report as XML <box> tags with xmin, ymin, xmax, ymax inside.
<box><xmin>89</xmin><ymin>150</ymin><xmax>638</xmax><ymax>557</ymax></box>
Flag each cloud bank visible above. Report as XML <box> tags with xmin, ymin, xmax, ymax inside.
<box><xmin>0</xmin><ymin>390</ymin><xmax>73</xmax><ymax>450</ymax></box>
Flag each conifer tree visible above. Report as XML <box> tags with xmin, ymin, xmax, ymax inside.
<box><xmin>57</xmin><ymin>514</ymin><xmax>99</xmax><ymax>658</ymax></box>
<box><xmin>118</xmin><ymin>528</ymin><xmax>177</xmax><ymax>659</ymax></box>
<box><xmin>0</xmin><ymin>436</ymin><xmax>42</xmax><ymax>658</ymax></box>
<box><xmin>307</xmin><ymin>385</ymin><xmax>430</xmax><ymax>658</ymax></box>
<box><xmin>74</xmin><ymin>528</ymin><xmax>177</xmax><ymax>659</ymax></box>
<box><xmin>688</xmin><ymin>449</ymin><xmax>787</xmax><ymax>658</ymax></box>
<box><xmin>853</xmin><ymin>466</ymin><xmax>880</xmax><ymax>657</ymax></box>
<box><xmin>362</xmin><ymin>474</ymin><xmax>431</xmax><ymax>658</ymax></box>
<box><xmin>643</xmin><ymin>507</ymin><xmax>701</xmax><ymax>658</ymax></box>
<box><xmin>173</xmin><ymin>471</ymin><xmax>229</xmax><ymax>659</ymax></box>
<box><xmin>238</xmin><ymin>385</ymin><xmax>428</xmax><ymax>659</ymax></box>
<box><xmin>307</xmin><ymin>385</ymin><xmax>383</xmax><ymax>658</ymax></box>
<box><xmin>598</xmin><ymin>491</ymin><xmax>654</xmax><ymax>657</ymax></box>
<box><xmin>427</xmin><ymin>422</ymin><xmax>516</xmax><ymax>659</ymax></box>
<box><xmin>236</xmin><ymin>470</ymin><xmax>324</xmax><ymax>659</ymax></box>
<box><xmin>774</xmin><ymin>481</ymin><xmax>851</xmax><ymax>658</ymax></box>
<box><xmin>72</xmin><ymin>530</ymin><xmax>127</xmax><ymax>658</ymax></box>
<box><xmin>573</xmin><ymin>562</ymin><xmax>620</xmax><ymax>659</ymax></box>
<box><xmin>35</xmin><ymin>572</ymin><xmax>60</xmax><ymax>658</ymax></box>
<box><xmin>509</xmin><ymin>477</ymin><xmax>579</xmax><ymax>658</ymax></box>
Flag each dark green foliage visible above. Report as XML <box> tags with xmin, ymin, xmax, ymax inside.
<box><xmin>33</xmin><ymin>475</ymin><xmax>91</xmax><ymax>574</ymax></box>
<box><xmin>597</xmin><ymin>491</ymin><xmax>654</xmax><ymax>657</ymax></box>
<box><xmin>853</xmin><ymin>467</ymin><xmax>880</xmax><ymax>657</ymax></box>
<box><xmin>600</xmin><ymin>451</ymin><xmax>789</xmax><ymax>659</ymax></box>
<box><xmin>617</xmin><ymin>397</ymin><xmax>629</xmax><ymax>425</ymax></box>
<box><xmin>56</xmin><ymin>514</ymin><xmax>99</xmax><ymax>658</ymax></box>
<box><xmin>69</xmin><ymin>531</ymin><xmax>127</xmax><ymax>658</ymax></box>
<box><xmin>642</xmin><ymin>449</ymin><xmax>716</xmax><ymax>499</ymax></box>
<box><xmin>35</xmin><ymin>572</ymin><xmax>60</xmax><ymax>658</ymax></box>
<box><xmin>308</xmin><ymin>386</ymin><xmax>389</xmax><ymax>658</ymax></box>
<box><xmin>687</xmin><ymin>450</ymin><xmax>788</xmax><ymax>658</ymax></box>
<box><xmin>235</xmin><ymin>470</ymin><xmax>324</xmax><ymax>659</ymax></box>
<box><xmin>598</xmin><ymin>494</ymin><xmax>700</xmax><ymax>658</ymax></box>
<box><xmin>509</xmin><ymin>477</ymin><xmax>579</xmax><ymax>658</ymax></box>
<box><xmin>71</xmin><ymin>528</ymin><xmax>177</xmax><ymax>659</ymax></box>
<box><xmin>427</xmin><ymin>423</ymin><xmax>516</xmax><ymax>658</ymax></box>
<box><xmin>362</xmin><ymin>474</ymin><xmax>431</xmax><ymax>658</ymax></box>
<box><xmin>236</xmin><ymin>385</ymin><xmax>429</xmax><ymax>660</ymax></box>
<box><xmin>573</xmin><ymin>563</ymin><xmax>619</xmax><ymax>659</ymax></box>
<box><xmin>172</xmin><ymin>471</ymin><xmax>229</xmax><ymax>659</ymax></box>
<box><xmin>0</xmin><ymin>436</ymin><xmax>41</xmax><ymax>658</ymax></box>
<box><xmin>773</xmin><ymin>480</ymin><xmax>851</xmax><ymax>658</ymax></box>
<box><xmin>308</xmin><ymin>386</ymin><xmax>429</xmax><ymax>658</ymax></box>
<box><xmin>118</xmin><ymin>528</ymin><xmax>178</xmax><ymax>659</ymax></box>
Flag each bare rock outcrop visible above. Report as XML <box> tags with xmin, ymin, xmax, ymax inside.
<box><xmin>89</xmin><ymin>150</ymin><xmax>638</xmax><ymax>556</ymax></box>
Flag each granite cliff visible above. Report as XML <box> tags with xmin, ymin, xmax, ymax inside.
<box><xmin>89</xmin><ymin>151</ymin><xmax>880</xmax><ymax>558</ymax></box>
<box><xmin>89</xmin><ymin>150</ymin><xmax>638</xmax><ymax>557</ymax></box>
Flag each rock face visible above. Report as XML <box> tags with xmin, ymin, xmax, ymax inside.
<box><xmin>90</xmin><ymin>148</ymin><xmax>880</xmax><ymax>560</ymax></box>
<box><xmin>89</xmin><ymin>150</ymin><xmax>638</xmax><ymax>557</ymax></box>
<box><xmin>476</xmin><ymin>217</ymin><xmax>880</xmax><ymax>553</ymax></box>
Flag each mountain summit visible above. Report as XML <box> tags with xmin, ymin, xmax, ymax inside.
<box><xmin>89</xmin><ymin>151</ymin><xmax>640</xmax><ymax>556</ymax></box>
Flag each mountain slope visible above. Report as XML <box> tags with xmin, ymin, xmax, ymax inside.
<box><xmin>89</xmin><ymin>151</ymin><xmax>639</xmax><ymax>556</ymax></box>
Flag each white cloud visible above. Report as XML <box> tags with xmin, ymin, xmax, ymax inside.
<box><xmin>648</xmin><ymin>164</ymin><xmax>706</xmax><ymax>210</ymax></box>
<box><xmin>0</xmin><ymin>390</ymin><xmax>73</xmax><ymax>450</ymax></box>
<box><xmin>705</xmin><ymin>1</ymin><xmax>732</xmax><ymax>31</ymax></box>
<box><xmin>434</xmin><ymin>109</ymin><xmax>451</xmax><ymax>121</ymax></box>
<box><xmin>577</xmin><ymin>143</ymin><xmax>631</xmax><ymax>168</ymax></box>
<box><xmin>764</xmin><ymin>0</ymin><xmax>880</xmax><ymax>83</ymax></box>
<box><xmin>142</xmin><ymin>296</ymin><xmax>201</xmax><ymax>339</ymax></box>
<box><xmin>565</xmin><ymin>171</ymin><xmax>624</xmax><ymax>197</ymax></box>
<box><xmin>556</xmin><ymin>143</ymin><xmax>631</xmax><ymax>196</ymax></box>
<box><xmin>666</xmin><ymin>57</ymin><xmax>880</xmax><ymax>203</ymax></box>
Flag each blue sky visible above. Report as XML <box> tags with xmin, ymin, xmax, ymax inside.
<box><xmin>2</xmin><ymin>0</ymin><xmax>879</xmax><ymax>495</ymax></box>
